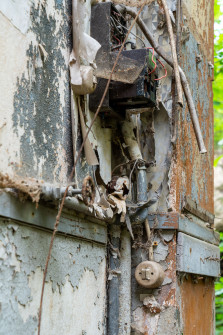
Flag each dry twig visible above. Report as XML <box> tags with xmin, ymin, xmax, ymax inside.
<box><xmin>160</xmin><ymin>0</ymin><xmax>183</xmax><ymax>106</ymax></box>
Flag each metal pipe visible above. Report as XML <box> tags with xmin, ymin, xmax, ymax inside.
<box><xmin>41</xmin><ymin>184</ymin><xmax>81</xmax><ymax>200</ymax></box>
<box><xmin>161</xmin><ymin>0</ymin><xmax>183</xmax><ymax>106</ymax></box>
<box><xmin>131</xmin><ymin>167</ymin><xmax>149</xmax><ymax>224</ymax></box>
<box><xmin>119</xmin><ymin>228</ymin><xmax>131</xmax><ymax>335</ymax></box>
<box><xmin>40</xmin><ymin>184</ymin><xmax>114</xmax><ymax>221</ymax></box>
<box><xmin>145</xmin><ymin>218</ymin><xmax>153</xmax><ymax>261</ymax></box>
<box><xmin>108</xmin><ymin>225</ymin><xmax>121</xmax><ymax>335</ymax></box>
<box><xmin>121</xmin><ymin>119</ymin><xmax>149</xmax><ymax>225</ymax></box>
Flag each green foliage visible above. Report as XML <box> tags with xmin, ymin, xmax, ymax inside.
<box><xmin>216</xmin><ymin>234</ymin><xmax>223</xmax><ymax>334</ymax></box>
<box><xmin>214</xmin><ymin>155</ymin><xmax>223</xmax><ymax>167</ymax></box>
<box><xmin>214</xmin><ymin>0</ymin><xmax>223</xmax><ymax>150</ymax></box>
<box><xmin>214</xmin><ymin>1</ymin><xmax>223</xmax><ymax>334</ymax></box>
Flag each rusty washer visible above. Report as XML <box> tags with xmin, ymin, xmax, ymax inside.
<box><xmin>82</xmin><ymin>175</ymin><xmax>96</xmax><ymax>206</ymax></box>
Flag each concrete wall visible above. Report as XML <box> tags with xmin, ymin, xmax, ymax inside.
<box><xmin>0</xmin><ymin>0</ymin><xmax>216</xmax><ymax>334</ymax></box>
<box><xmin>0</xmin><ymin>218</ymin><xmax>107</xmax><ymax>335</ymax></box>
<box><xmin>0</xmin><ymin>1</ymin><xmax>108</xmax><ymax>334</ymax></box>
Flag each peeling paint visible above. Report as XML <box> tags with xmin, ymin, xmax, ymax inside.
<box><xmin>18</xmin><ymin>266</ymin><xmax>106</xmax><ymax>335</ymax></box>
<box><xmin>0</xmin><ymin>220</ymin><xmax>106</xmax><ymax>334</ymax></box>
<box><xmin>12</xmin><ymin>2</ymin><xmax>73</xmax><ymax>183</ymax></box>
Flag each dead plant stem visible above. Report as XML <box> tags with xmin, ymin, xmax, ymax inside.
<box><xmin>160</xmin><ymin>0</ymin><xmax>183</xmax><ymax>106</ymax></box>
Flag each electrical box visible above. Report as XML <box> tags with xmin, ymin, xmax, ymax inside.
<box><xmin>90</xmin><ymin>2</ymin><xmax>158</xmax><ymax>113</ymax></box>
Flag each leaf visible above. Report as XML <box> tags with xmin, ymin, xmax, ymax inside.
<box><xmin>214</xmin><ymin>155</ymin><xmax>223</xmax><ymax>166</ymax></box>
<box><xmin>216</xmin><ymin>288</ymin><xmax>223</xmax><ymax>296</ymax></box>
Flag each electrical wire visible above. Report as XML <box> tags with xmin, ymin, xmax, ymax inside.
<box><xmin>111</xmin><ymin>14</ymin><xmax>146</xmax><ymax>47</ymax></box>
<box><xmin>112</xmin><ymin>34</ymin><xmax>121</xmax><ymax>44</ymax></box>
<box><xmin>112</xmin><ymin>12</ymin><xmax>166</xmax><ymax>81</ymax></box>
<box><xmin>146</xmin><ymin>47</ymin><xmax>157</xmax><ymax>75</ymax></box>
<box><xmin>155</xmin><ymin>59</ymin><xmax>167</xmax><ymax>81</ymax></box>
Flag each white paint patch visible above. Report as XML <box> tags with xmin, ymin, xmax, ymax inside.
<box><xmin>0</xmin><ymin>0</ymin><xmax>32</xmax><ymax>34</ymax></box>
<box><xmin>132</xmin><ymin>307</ymin><xmax>159</xmax><ymax>335</ymax></box>
<box><xmin>18</xmin><ymin>260</ymin><xmax>106</xmax><ymax>334</ymax></box>
<box><xmin>0</xmin><ymin>234</ymin><xmax>21</xmax><ymax>271</ymax></box>
<box><xmin>0</xmin><ymin>12</ymin><xmax>30</xmax><ymax>173</ymax></box>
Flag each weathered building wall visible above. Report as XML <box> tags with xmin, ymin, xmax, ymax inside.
<box><xmin>0</xmin><ymin>0</ymin><xmax>218</xmax><ymax>334</ymax></box>
<box><xmin>170</xmin><ymin>1</ymin><xmax>215</xmax><ymax>333</ymax></box>
<box><xmin>179</xmin><ymin>275</ymin><xmax>215</xmax><ymax>335</ymax></box>
<box><xmin>0</xmin><ymin>219</ymin><xmax>106</xmax><ymax>335</ymax></box>
<box><xmin>0</xmin><ymin>0</ymin><xmax>73</xmax><ymax>183</ymax></box>
<box><xmin>170</xmin><ymin>0</ymin><xmax>214</xmax><ymax>213</ymax></box>
<box><xmin>0</xmin><ymin>192</ymin><xmax>107</xmax><ymax>335</ymax></box>
<box><xmin>0</xmin><ymin>1</ymin><xmax>108</xmax><ymax>334</ymax></box>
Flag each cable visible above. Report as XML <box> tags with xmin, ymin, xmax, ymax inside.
<box><xmin>112</xmin><ymin>34</ymin><xmax>121</xmax><ymax>44</ymax></box>
<box><xmin>155</xmin><ymin>59</ymin><xmax>167</xmax><ymax>81</ymax></box>
<box><xmin>112</xmin><ymin>14</ymin><xmax>146</xmax><ymax>47</ymax></box>
<box><xmin>146</xmin><ymin>47</ymin><xmax>157</xmax><ymax>75</ymax></box>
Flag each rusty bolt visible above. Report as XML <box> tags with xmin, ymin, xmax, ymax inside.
<box><xmin>196</xmin><ymin>54</ymin><xmax>202</xmax><ymax>63</ymax></box>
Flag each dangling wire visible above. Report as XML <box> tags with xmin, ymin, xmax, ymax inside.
<box><xmin>147</xmin><ymin>47</ymin><xmax>157</xmax><ymax>75</ymax></box>
<box><xmin>112</xmin><ymin>13</ymin><xmax>146</xmax><ymax>47</ymax></box>
<box><xmin>155</xmin><ymin>58</ymin><xmax>167</xmax><ymax>81</ymax></box>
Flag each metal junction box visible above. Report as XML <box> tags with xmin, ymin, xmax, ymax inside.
<box><xmin>90</xmin><ymin>2</ymin><xmax>158</xmax><ymax>113</ymax></box>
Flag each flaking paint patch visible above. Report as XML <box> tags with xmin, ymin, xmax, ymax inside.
<box><xmin>173</xmin><ymin>30</ymin><xmax>213</xmax><ymax>212</ymax></box>
<box><xmin>0</xmin><ymin>220</ymin><xmax>106</xmax><ymax>334</ymax></box>
<box><xmin>132</xmin><ymin>307</ymin><xmax>159</xmax><ymax>335</ymax></box>
<box><xmin>0</xmin><ymin>12</ymin><xmax>28</xmax><ymax>174</ymax></box>
<box><xmin>153</xmin><ymin>235</ymin><xmax>169</xmax><ymax>263</ymax></box>
<box><xmin>18</xmin><ymin>264</ymin><xmax>106</xmax><ymax>335</ymax></box>
<box><xmin>12</xmin><ymin>1</ymin><xmax>73</xmax><ymax>183</ymax></box>
<box><xmin>156</xmin><ymin>306</ymin><xmax>180</xmax><ymax>335</ymax></box>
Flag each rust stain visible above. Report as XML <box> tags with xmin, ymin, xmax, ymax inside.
<box><xmin>170</xmin><ymin>0</ymin><xmax>214</xmax><ymax>215</ymax></box>
<box><xmin>158</xmin><ymin>234</ymin><xmax>177</xmax><ymax>307</ymax></box>
<box><xmin>161</xmin><ymin>212</ymin><xmax>179</xmax><ymax>228</ymax></box>
<box><xmin>180</xmin><ymin>275</ymin><xmax>215</xmax><ymax>335</ymax></box>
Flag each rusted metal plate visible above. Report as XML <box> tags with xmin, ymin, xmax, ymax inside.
<box><xmin>179</xmin><ymin>275</ymin><xmax>215</xmax><ymax>335</ymax></box>
<box><xmin>148</xmin><ymin>212</ymin><xmax>179</xmax><ymax>229</ymax></box>
<box><xmin>177</xmin><ymin>232</ymin><xmax>220</xmax><ymax>277</ymax></box>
